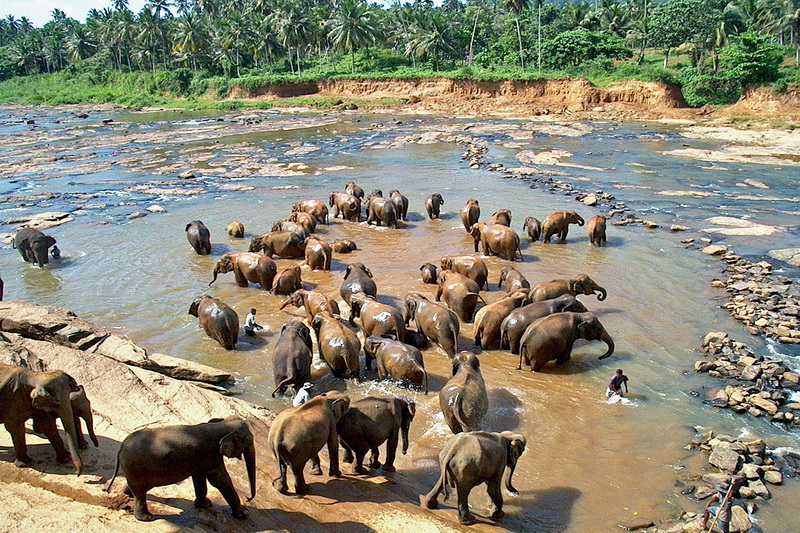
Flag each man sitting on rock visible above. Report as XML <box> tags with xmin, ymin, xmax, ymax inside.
<box><xmin>606</xmin><ymin>368</ymin><xmax>629</xmax><ymax>398</ymax></box>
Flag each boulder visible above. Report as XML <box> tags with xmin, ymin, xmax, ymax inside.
<box><xmin>739</xmin><ymin>463</ymin><xmax>761</xmax><ymax>479</ymax></box>
<box><xmin>709</xmin><ymin>448</ymin><xmax>741</xmax><ymax>473</ymax></box>
<box><xmin>693</xmin><ymin>485</ymin><xmax>716</xmax><ymax>499</ymax></box>
<box><xmin>740</xmin><ymin>365</ymin><xmax>762</xmax><ymax>381</ymax></box>
<box><xmin>643</xmin><ymin>220</ymin><xmax>660</xmax><ymax>228</ymax></box>
<box><xmin>763</xmin><ymin>470</ymin><xmax>782</xmax><ymax>485</ymax></box>
<box><xmin>730</xmin><ymin>506</ymin><xmax>752</xmax><ymax>533</ymax></box>
<box><xmin>146</xmin><ymin>204</ymin><xmax>166</xmax><ymax>213</ymax></box>
<box><xmin>704</xmin><ymin>332</ymin><xmax>728</xmax><ymax>346</ymax></box>
<box><xmin>738</xmin><ymin>486</ymin><xmax>756</xmax><ymax>499</ymax></box>
<box><xmin>749</xmin><ymin>396</ymin><xmax>778</xmax><ymax>415</ymax></box>
<box><xmin>582</xmin><ymin>195</ymin><xmax>598</xmax><ymax>206</ymax></box>
<box><xmin>670</xmin><ymin>224</ymin><xmax>690</xmax><ymax>231</ymax></box>
<box><xmin>748</xmin><ymin>479</ymin><xmax>770</xmax><ymax>498</ymax></box>
<box><xmin>177</xmin><ymin>170</ymin><xmax>197</xmax><ymax>179</ymax></box>
<box><xmin>4</xmin><ymin>211</ymin><xmax>74</xmax><ymax>230</ymax></box>
<box><xmin>702</xmin><ymin>473</ymin><xmax>732</xmax><ymax>485</ymax></box>
<box><xmin>702</xmin><ymin>245</ymin><xmax>729</xmax><ymax>255</ymax></box>
<box><xmin>781</xmin><ymin>372</ymin><xmax>799</xmax><ymax>388</ymax></box>
<box><xmin>126</xmin><ymin>212</ymin><xmax>147</xmax><ymax>220</ymax></box>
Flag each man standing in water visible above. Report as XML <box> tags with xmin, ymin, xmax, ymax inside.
<box><xmin>702</xmin><ymin>478</ymin><xmax>742</xmax><ymax>533</ymax></box>
<box><xmin>293</xmin><ymin>382</ymin><xmax>313</xmax><ymax>407</ymax></box>
<box><xmin>606</xmin><ymin>368</ymin><xmax>629</xmax><ymax>398</ymax></box>
<box><xmin>243</xmin><ymin>308</ymin><xmax>263</xmax><ymax>336</ymax></box>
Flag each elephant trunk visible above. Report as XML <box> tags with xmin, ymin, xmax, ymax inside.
<box><xmin>209</xmin><ymin>265</ymin><xmax>220</xmax><ymax>287</ymax></box>
<box><xmin>473</xmin><ymin>238</ymin><xmax>480</xmax><ymax>253</ymax></box>
<box><xmin>503</xmin><ymin>460</ymin><xmax>519</xmax><ymax>496</ymax></box>
<box><xmin>58</xmin><ymin>403</ymin><xmax>83</xmax><ymax>475</ymax></box>
<box><xmin>244</xmin><ymin>445</ymin><xmax>257</xmax><ymax>502</ymax></box>
<box><xmin>83</xmin><ymin>411</ymin><xmax>99</xmax><ymax>447</ymax></box>
<box><xmin>401</xmin><ymin>423</ymin><xmax>410</xmax><ymax>455</ymax></box>
<box><xmin>595</xmin><ymin>287</ymin><xmax>607</xmax><ymax>301</ymax></box>
<box><xmin>599</xmin><ymin>330</ymin><xmax>615</xmax><ymax>359</ymax></box>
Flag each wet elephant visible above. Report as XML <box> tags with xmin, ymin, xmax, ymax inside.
<box><xmin>280</xmin><ymin>289</ymin><xmax>340</xmax><ymax>323</ymax></box>
<box><xmin>271</xmin><ymin>220</ymin><xmax>310</xmax><ymax>240</ymax></box>
<box><xmin>189</xmin><ymin>295</ymin><xmax>239</xmax><ymax>350</ymax></box>
<box><xmin>272</xmin><ymin>320</ymin><xmax>313</xmax><ymax>398</ymax></box>
<box><xmin>528</xmin><ymin>274</ymin><xmax>607</xmax><ymax>302</ymax></box>
<box><xmin>289</xmin><ymin>211</ymin><xmax>318</xmax><ymax>234</ymax></box>
<box><xmin>500</xmin><ymin>294</ymin><xmax>588</xmax><ymax>354</ymax></box>
<box><xmin>249</xmin><ymin>231</ymin><xmax>306</xmax><ymax>259</ymax></box>
<box><xmin>273</xmin><ymin>265</ymin><xmax>303</xmax><ymax>296</ymax></box>
<box><xmin>425</xmin><ymin>193</ymin><xmax>444</xmax><ymax>219</ymax></box>
<box><xmin>13</xmin><ymin>228</ymin><xmax>58</xmax><ymax>267</ymax></box>
<box><xmin>332</xmin><ymin>239</ymin><xmax>357</xmax><ymax>253</ymax></box>
<box><xmin>498</xmin><ymin>266</ymin><xmax>530</xmax><ymax>293</ymax></box>
<box><xmin>345</xmin><ymin>181</ymin><xmax>365</xmax><ymax>199</ymax></box>
<box><xmin>339</xmin><ymin>396</ymin><xmax>416</xmax><ymax>474</ymax></box>
<box><xmin>439</xmin><ymin>352</ymin><xmax>488</xmax><ymax>434</ymax></box>
<box><xmin>541</xmin><ymin>211</ymin><xmax>585</xmax><ymax>243</ymax></box>
<box><xmin>473</xmin><ymin>290</ymin><xmax>530</xmax><ymax>350</ymax></box>
<box><xmin>185</xmin><ymin>220</ymin><xmax>211</xmax><ymax>255</ymax></box>
<box><xmin>420</xmin><ymin>263</ymin><xmax>438</xmax><ymax>284</ymax></box>
<box><xmin>269</xmin><ymin>391</ymin><xmax>350</xmax><ymax>495</ymax></box>
<box><xmin>487</xmin><ymin>209</ymin><xmax>512</xmax><ymax>227</ymax></box>
<box><xmin>587</xmin><ymin>215</ymin><xmax>607</xmax><ymax>247</ymax></box>
<box><xmin>108</xmin><ymin>417</ymin><xmax>255</xmax><ymax>521</ymax></box>
<box><xmin>460</xmin><ymin>199</ymin><xmax>480</xmax><ymax>232</ymax></box>
<box><xmin>292</xmin><ymin>199</ymin><xmax>328</xmax><ymax>225</ymax></box>
<box><xmin>365</xmin><ymin>196</ymin><xmax>398</xmax><ymax>229</ymax></box>
<box><xmin>518</xmin><ymin>311</ymin><xmax>614</xmax><ymax>372</ymax></box>
<box><xmin>404</xmin><ymin>293</ymin><xmax>460</xmax><ymax>358</ymax></box>
<box><xmin>311</xmin><ymin>312</ymin><xmax>361</xmax><ymax>379</ymax></box>
<box><xmin>340</xmin><ymin>263</ymin><xmax>377</xmax><ymax>304</ymax></box>
<box><xmin>329</xmin><ymin>192</ymin><xmax>361</xmax><ymax>222</ymax></box>
<box><xmin>209</xmin><ymin>252</ymin><xmax>277</xmax><ymax>290</ymax></box>
<box><xmin>349</xmin><ymin>293</ymin><xmax>405</xmax><ymax>342</ymax></box>
<box><xmin>436</xmin><ymin>270</ymin><xmax>485</xmax><ymax>324</ymax></box>
<box><xmin>227</xmin><ymin>220</ymin><xmax>244</xmax><ymax>238</ymax></box>
<box><xmin>303</xmin><ymin>236</ymin><xmax>332</xmax><ymax>271</ymax></box>
<box><xmin>363</xmin><ymin>335</ymin><xmax>428</xmax><ymax>393</ymax></box>
<box><xmin>441</xmin><ymin>256</ymin><xmax>488</xmax><ymax>290</ymax></box>
<box><xmin>389</xmin><ymin>190</ymin><xmax>409</xmax><ymax>221</ymax></box>
<box><xmin>469</xmin><ymin>223</ymin><xmax>523</xmax><ymax>262</ymax></box>
<box><xmin>522</xmin><ymin>217</ymin><xmax>541</xmax><ymax>242</ymax></box>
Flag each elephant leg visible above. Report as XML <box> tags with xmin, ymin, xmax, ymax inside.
<box><xmin>532</xmin><ymin>357</ymin><xmax>548</xmax><ymax>372</ymax></box>
<box><xmin>309</xmin><ymin>453</ymin><xmax>323</xmax><ymax>475</ymax></box>
<box><xmin>341</xmin><ymin>441</ymin><xmax>355</xmax><ymax>464</ymax></box>
<box><xmin>439</xmin><ymin>331</ymin><xmax>456</xmax><ymax>359</ymax></box>
<box><xmin>488</xmin><ymin>473</ymin><xmax>505</xmax><ymax>521</ymax></box>
<box><xmin>73</xmin><ymin>414</ymin><xmax>89</xmax><ymax>450</ymax></box>
<box><xmin>207</xmin><ymin>466</ymin><xmax>246</xmax><ymax>518</ymax></box>
<box><xmin>192</xmin><ymin>475</ymin><xmax>212</xmax><ymax>509</ymax></box>
<box><xmin>328</xmin><ymin>431</ymin><xmax>341</xmax><ymax>478</ymax></box>
<box><xmin>457</xmin><ymin>482</ymin><xmax>477</xmax><ymax>525</ymax></box>
<box><xmin>292</xmin><ymin>461</ymin><xmax>309</xmax><ymax>495</ymax></box>
<box><xmin>422</xmin><ymin>474</ymin><xmax>444</xmax><ymax>509</ymax></box>
<box><xmin>354</xmin><ymin>451</ymin><xmax>368</xmax><ymax>474</ymax></box>
<box><xmin>382</xmin><ymin>432</ymin><xmax>397</xmax><ymax>472</ymax></box>
<box><xmin>36</xmin><ymin>414</ymin><xmax>71</xmax><ymax>464</ymax></box>
<box><xmin>130</xmin><ymin>486</ymin><xmax>154</xmax><ymax>522</ymax></box>
<box><xmin>369</xmin><ymin>447</ymin><xmax>381</xmax><ymax>469</ymax></box>
<box><xmin>274</xmin><ymin>458</ymin><xmax>289</xmax><ymax>494</ymax></box>
<box><xmin>7</xmin><ymin>421</ymin><xmax>33</xmax><ymax>466</ymax></box>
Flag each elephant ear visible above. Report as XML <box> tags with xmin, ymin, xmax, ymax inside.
<box><xmin>45</xmin><ymin>236</ymin><xmax>57</xmax><ymax>247</ymax></box>
<box><xmin>507</xmin><ymin>435</ymin><xmax>526</xmax><ymax>467</ymax></box>
<box><xmin>31</xmin><ymin>386</ymin><xmax>60</xmax><ymax>411</ymax></box>
<box><xmin>299</xmin><ymin>326</ymin><xmax>313</xmax><ymax>351</ymax></box>
<box><xmin>219</xmin><ymin>428</ymin><xmax>250</xmax><ymax>458</ymax></box>
<box><xmin>405</xmin><ymin>400</ymin><xmax>416</xmax><ymax>419</ymax></box>
<box><xmin>344</xmin><ymin>265</ymin><xmax>352</xmax><ymax>278</ymax></box>
<box><xmin>208</xmin><ymin>418</ymin><xmax>225</xmax><ymax>423</ymax></box>
<box><xmin>364</xmin><ymin>266</ymin><xmax>373</xmax><ymax>278</ymax></box>
<box><xmin>576</xmin><ymin>319</ymin><xmax>593</xmax><ymax>340</ymax></box>
<box><xmin>331</xmin><ymin>398</ymin><xmax>349</xmax><ymax>420</ymax></box>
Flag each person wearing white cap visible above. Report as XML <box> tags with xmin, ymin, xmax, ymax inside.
<box><xmin>292</xmin><ymin>382</ymin><xmax>313</xmax><ymax>407</ymax></box>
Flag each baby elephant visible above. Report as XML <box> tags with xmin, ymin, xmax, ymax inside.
<box><xmin>107</xmin><ymin>417</ymin><xmax>256</xmax><ymax>522</ymax></box>
<box><xmin>587</xmin><ymin>215</ymin><xmax>607</xmax><ymax>246</ymax></box>
<box><xmin>227</xmin><ymin>220</ymin><xmax>245</xmax><ymax>238</ymax></box>
<box><xmin>522</xmin><ymin>217</ymin><xmax>541</xmax><ymax>242</ymax></box>
<box><xmin>421</xmin><ymin>431</ymin><xmax>526</xmax><ymax>525</ymax></box>
<box><xmin>339</xmin><ymin>396</ymin><xmax>416</xmax><ymax>474</ymax></box>
<box><xmin>189</xmin><ymin>295</ymin><xmax>239</xmax><ymax>350</ymax></box>
<box><xmin>425</xmin><ymin>193</ymin><xmax>444</xmax><ymax>219</ymax></box>
<box><xmin>185</xmin><ymin>220</ymin><xmax>211</xmax><ymax>255</ymax></box>
<box><xmin>420</xmin><ymin>263</ymin><xmax>438</xmax><ymax>284</ymax></box>
<box><xmin>440</xmin><ymin>352</ymin><xmax>487</xmax><ymax>434</ymax></box>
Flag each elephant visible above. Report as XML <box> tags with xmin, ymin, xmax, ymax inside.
<box><xmin>271</xmin><ymin>220</ymin><xmax>311</xmax><ymax>240</ymax></box>
<box><xmin>587</xmin><ymin>215</ymin><xmax>607</xmax><ymax>247</ymax></box>
<box><xmin>188</xmin><ymin>295</ymin><xmax>239</xmax><ymax>350</ymax></box>
<box><xmin>302</xmin><ymin>236</ymin><xmax>332</xmax><ymax>271</ymax></box>
<box><xmin>107</xmin><ymin>417</ymin><xmax>255</xmax><ymax>521</ymax></box>
<box><xmin>272</xmin><ymin>320</ymin><xmax>313</xmax><ymax>398</ymax></box>
<box><xmin>345</xmin><ymin>181</ymin><xmax>365</xmax><ymax>199</ymax></box>
<box><xmin>33</xmin><ymin>384</ymin><xmax>98</xmax><ymax>451</ymax></box>
<box><xmin>518</xmin><ymin>311</ymin><xmax>614</xmax><ymax>372</ymax></box>
<box><xmin>460</xmin><ymin>199</ymin><xmax>480</xmax><ymax>232</ymax></box>
<box><xmin>289</xmin><ymin>211</ymin><xmax>318</xmax><ymax>234</ymax></box>
<box><xmin>280</xmin><ymin>289</ymin><xmax>340</xmax><ymax>324</ymax></box>
<box><xmin>404</xmin><ymin>293</ymin><xmax>460</xmax><ymax>358</ymax></box>
<box><xmin>389</xmin><ymin>190</ymin><xmax>409</xmax><ymax>221</ymax></box>
<box><xmin>363</xmin><ymin>336</ymin><xmax>428</xmax><ymax>393</ymax></box>
<box><xmin>473</xmin><ymin>290</ymin><xmax>530</xmax><ymax>350</ymax></box>
<box><xmin>332</xmin><ymin>239</ymin><xmax>358</xmax><ymax>253</ymax></box>
<box><xmin>340</xmin><ymin>263</ymin><xmax>377</xmax><ymax>304</ymax></box>
<box><xmin>339</xmin><ymin>396</ymin><xmax>416</xmax><ymax>474</ymax></box>
<box><xmin>528</xmin><ymin>274</ymin><xmax>607</xmax><ymax>302</ymax></box>
<box><xmin>0</xmin><ymin>365</ymin><xmax>83</xmax><ymax>475</ymax></box>
<box><xmin>185</xmin><ymin>221</ymin><xmax>211</xmax><ymax>255</ymax></box>
<box><xmin>311</xmin><ymin>312</ymin><xmax>361</xmax><ymax>379</ymax></box>
<box><xmin>469</xmin><ymin>223</ymin><xmax>523</xmax><ymax>262</ymax></box>
<box><xmin>292</xmin><ymin>199</ymin><xmax>329</xmax><ymax>224</ymax></box>
<box><xmin>227</xmin><ymin>220</ymin><xmax>245</xmax><ymax>238</ymax></box>
<box><xmin>209</xmin><ymin>252</ymin><xmax>277</xmax><ymax>290</ymax></box>
<box><xmin>500</xmin><ymin>294</ymin><xmax>588</xmax><ymax>354</ymax></box>
<box><xmin>269</xmin><ymin>391</ymin><xmax>350</xmax><ymax>495</ymax></box>
<box><xmin>498</xmin><ymin>266</ymin><xmax>530</xmax><ymax>293</ymax></box>
<box><xmin>420</xmin><ymin>263</ymin><xmax>438</xmax><ymax>284</ymax></box>
<box><xmin>421</xmin><ymin>431</ymin><xmax>526</xmax><ymax>525</ymax></box>
<box><xmin>249</xmin><ymin>231</ymin><xmax>306</xmax><ymax>259</ymax></box>
<box><xmin>13</xmin><ymin>228</ymin><xmax>58</xmax><ymax>267</ymax></box>
<box><xmin>370</xmin><ymin>189</ymin><xmax>384</xmax><ymax>198</ymax></box>
<box><xmin>487</xmin><ymin>209</ymin><xmax>512</xmax><ymax>227</ymax></box>
<box><xmin>365</xmin><ymin>196</ymin><xmax>398</xmax><ymax>229</ymax></box>
<box><xmin>425</xmin><ymin>193</ymin><xmax>444</xmax><ymax>219</ymax></box>
<box><xmin>522</xmin><ymin>217</ymin><xmax>541</xmax><ymax>242</ymax></box>
<box><xmin>403</xmin><ymin>328</ymin><xmax>429</xmax><ymax>350</ymax></box>
<box><xmin>439</xmin><ymin>352</ymin><xmax>487</xmax><ymax>434</ymax></box>
<box><xmin>541</xmin><ymin>211</ymin><xmax>585</xmax><ymax>243</ymax></box>
<box><xmin>436</xmin><ymin>270</ymin><xmax>486</xmax><ymax>324</ymax></box>
<box><xmin>273</xmin><ymin>265</ymin><xmax>303</xmax><ymax>296</ymax></box>
<box><xmin>440</xmin><ymin>256</ymin><xmax>488</xmax><ymax>290</ymax></box>
<box><xmin>349</xmin><ymin>293</ymin><xmax>405</xmax><ymax>342</ymax></box>
<box><xmin>329</xmin><ymin>192</ymin><xmax>361</xmax><ymax>222</ymax></box>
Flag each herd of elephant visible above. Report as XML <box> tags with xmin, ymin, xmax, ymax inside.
<box><xmin>1</xmin><ymin>180</ymin><xmax>614</xmax><ymax>526</ymax></box>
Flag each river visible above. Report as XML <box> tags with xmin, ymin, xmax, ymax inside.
<box><xmin>0</xmin><ymin>106</ymin><xmax>798</xmax><ymax>531</ymax></box>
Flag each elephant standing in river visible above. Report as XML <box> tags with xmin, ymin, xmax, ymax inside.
<box><xmin>440</xmin><ymin>352</ymin><xmax>487</xmax><ymax>434</ymax></box>
<box><xmin>500</xmin><ymin>294</ymin><xmax>588</xmax><ymax>354</ymax></box>
<box><xmin>425</xmin><ymin>193</ymin><xmax>444</xmax><ymax>219</ymax></box>
<box><xmin>272</xmin><ymin>220</ymin><xmax>310</xmax><ymax>240</ymax></box>
<box><xmin>389</xmin><ymin>190</ymin><xmax>409</xmax><ymax>221</ymax></box>
<box><xmin>421</xmin><ymin>431</ymin><xmax>526</xmax><ymax>525</ymax></box>
<box><xmin>292</xmin><ymin>200</ymin><xmax>328</xmax><ymax>225</ymax></box>
<box><xmin>469</xmin><ymin>223</ymin><xmax>523</xmax><ymax>262</ymax></box>
<box><xmin>405</xmin><ymin>293</ymin><xmax>460</xmax><ymax>358</ymax></box>
<box><xmin>420</xmin><ymin>263</ymin><xmax>438</xmax><ymax>284</ymax></box>
<box><xmin>311</xmin><ymin>312</ymin><xmax>361</xmax><ymax>379</ymax></box>
<box><xmin>528</xmin><ymin>274</ymin><xmax>606</xmax><ymax>302</ymax></box>
<box><xmin>587</xmin><ymin>215</ymin><xmax>607</xmax><ymax>247</ymax></box>
<box><xmin>441</xmin><ymin>256</ymin><xmax>488</xmax><ymax>290</ymax></box>
<box><xmin>209</xmin><ymin>252</ymin><xmax>277</xmax><ymax>290</ymax></box>
<box><xmin>303</xmin><ymin>236</ymin><xmax>332</xmax><ymax>271</ymax></box>
<box><xmin>349</xmin><ymin>293</ymin><xmax>405</xmax><ymax>342</ymax></box>
<box><xmin>289</xmin><ymin>211</ymin><xmax>318</xmax><ymax>234</ymax></box>
<box><xmin>518</xmin><ymin>312</ymin><xmax>614</xmax><ymax>372</ymax></box>
<box><xmin>487</xmin><ymin>209</ymin><xmax>512</xmax><ymax>227</ymax></box>
<box><xmin>107</xmin><ymin>417</ymin><xmax>255</xmax><ymax>521</ymax></box>
<box><xmin>13</xmin><ymin>228</ymin><xmax>58</xmax><ymax>267</ymax></box>
<box><xmin>185</xmin><ymin>221</ymin><xmax>211</xmax><ymax>255</ymax></box>
<box><xmin>340</xmin><ymin>263</ymin><xmax>377</xmax><ymax>304</ymax></box>
<box><xmin>498</xmin><ymin>266</ymin><xmax>530</xmax><ymax>293</ymax></box>
<box><xmin>541</xmin><ymin>211</ymin><xmax>584</xmax><ymax>243</ymax></box>
<box><xmin>363</xmin><ymin>335</ymin><xmax>428</xmax><ymax>393</ymax></box>
<box><xmin>365</xmin><ymin>196</ymin><xmax>398</xmax><ymax>229</ymax></box>
<box><xmin>329</xmin><ymin>192</ymin><xmax>362</xmax><ymax>222</ymax></box>
<box><xmin>249</xmin><ymin>231</ymin><xmax>306</xmax><ymax>259</ymax></box>
<box><xmin>272</xmin><ymin>320</ymin><xmax>313</xmax><ymax>398</ymax></box>
<box><xmin>332</xmin><ymin>239</ymin><xmax>357</xmax><ymax>253</ymax></box>
<box><xmin>437</xmin><ymin>270</ymin><xmax>485</xmax><ymax>323</ymax></box>
<box><xmin>227</xmin><ymin>220</ymin><xmax>244</xmax><ymax>238</ymax></box>
<box><xmin>189</xmin><ymin>295</ymin><xmax>239</xmax><ymax>350</ymax></box>
<box><xmin>473</xmin><ymin>290</ymin><xmax>529</xmax><ymax>350</ymax></box>
<box><xmin>345</xmin><ymin>181</ymin><xmax>365</xmax><ymax>199</ymax></box>
<box><xmin>273</xmin><ymin>265</ymin><xmax>303</xmax><ymax>296</ymax></box>
<box><xmin>280</xmin><ymin>290</ymin><xmax>340</xmax><ymax>324</ymax></box>
<box><xmin>522</xmin><ymin>217</ymin><xmax>541</xmax><ymax>242</ymax></box>
<box><xmin>460</xmin><ymin>199</ymin><xmax>480</xmax><ymax>232</ymax></box>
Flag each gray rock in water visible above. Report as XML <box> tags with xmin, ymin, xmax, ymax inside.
<box><xmin>767</xmin><ymin>248</ymin><xmax>800</xmax><ymax>267</ymax></box>
<box><xmin>763</xmin><ymin>470</ymin><xmax>782</xmax><ymax>485</ymax></box>
<box><xmin>730</xmin><ymin>506</ymin><xmax>752</xmax><ymax>532</ymax></box>
<box><xmin>703</xmin><ymin>244</ymin><xmax>729</xmax><ymax>255</ymax></box>
<box><xmin>709</xmin><ymin>448</ymin><xmax>741</xmax><ymax>473</ymax></box>
<box><xmin>740</xmin><ymin>365</ymin><xmax>762</xmax><ymax>381</ymax></box>
<box><xmin>178</xmin><ymin>170</ymin><xmax>197</xmax><ymax>179</ymax></box>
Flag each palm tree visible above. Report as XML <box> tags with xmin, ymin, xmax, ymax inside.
<box><xmin>66</xmin><ymin>24</ymin><xmax>96</xmax><ymax>62</ymax></box>
<box><xmin>272</xmin><ymin>0</ymin><xmax>313</xmax><ymax>73</ymax></box>
<box><xmin>113</xmin><ymin>0</ymin><xmax>130</xmax><ymax>12</ymax></box>
<box><xmin>535</xmin><ymin>0</ymin><xmax>544</xmax><ymax>72</ymax></box>
<box><xmin>503</xmin><ymin>0</ymin><xmax>531</xmax><ymax>70</ymax></box>
<box><xmin>174</xmin><ymin>11</ymin><xmax>207</xmax><ymax>70</ymax></box>
<box><xmin>328</xmin><ymin>0</ymin><xmax>381</xmax><ymax>73</ymax></box>
<box><xmin>405</xmin><ymin>10</ymin><xmax>454</xmax><ymax>71</ymax></box>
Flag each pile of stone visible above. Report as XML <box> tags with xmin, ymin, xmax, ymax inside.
<box><xmin>460</xmin><ymin>143</ymin><xmax>489</xmax><ymax>170</ymax></box>
<box><xmin>696</xmin><ymin>331</ymin><xmax>800</xmax><ymax>425</ymax></box>
<box><xmin>709</xmin><ymin>250</ymin><xmax>800</xmax><ymax>343</ymax></box>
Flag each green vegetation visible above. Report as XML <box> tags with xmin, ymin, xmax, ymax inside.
<box><xmin>1</xmin><ymin>0</ymin><xmax>799</xmax><ymax>108</ymax></box>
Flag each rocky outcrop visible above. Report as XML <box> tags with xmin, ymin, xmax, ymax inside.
<box><xmin>0</xmin><ymin>301</ymin><xmax>231</xmax><ymax>384</ymax></box>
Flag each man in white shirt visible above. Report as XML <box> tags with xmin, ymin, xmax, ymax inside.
<box><xmin>293</xmin><ymin>382</ymin><xmax>313</xmax><ymax>407</ymax></box>
<box><xmin>244</xmin><ymin>308</ymin><xmax>263</xmax><ymax>336</ymax></box>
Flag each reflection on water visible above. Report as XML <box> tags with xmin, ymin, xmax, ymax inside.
<box><xmin>0</xmin><ymin>110</ymin><xmax>798</xmax><ymax>531</ymax></box>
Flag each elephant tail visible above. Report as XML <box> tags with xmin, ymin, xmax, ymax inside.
<box><xmin>452</xmin><ymin>391</ymin><xmax>471</xmax><ymax>433</ymax></box>
<box><xmin>500</xmin><ymin>328</ymin><xmax>508</xmax><ymax>351</ymax></box>
<box><xmin>272</xmin><ymin>377</ymin><xmax>294</xmax><ymax>398</ymax></box>
<box><xmin>422</xmin><ymin>367</ymin><xmax>429</xmax><ymax>395</ymax></box>
<box><xmin>516</xmin><ymin>241</ymin><xmax>524</xmax><ymax>262</ymax></box>
<box><xmin>105</xmin><ymin>446</ymin><xmax>122</xmax><ymax>493</ymax></box>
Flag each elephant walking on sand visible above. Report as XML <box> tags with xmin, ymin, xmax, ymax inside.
<box><xmin>107</xmin><ymin>417</ymin><xmax>256</xmax><ymax>521</ymax></box>
<box><xmin>518</xmin><ymin>311</ymin><xmax>614</xmax><ymax>372</ymax></box>
<box><xmin>528</xmin><ymin>274</ymin><xmax>607</xmax><ymax>302</ymax></box>
<box><xmin>269</xmin><ymin>391</ymin><xmax>350</xmax><ymax>495</ymax></box>
<box><xmin>421</xmin><ymin>431</ymin><xmax>526</xmax><ymax>525</ymax></box>
<box><xmin>189</xmin><ymin>295</ymin><xmax>239</xmax><ymax>350</ymax></box>
<box><xmin>440</xmin><ymin>352</ymin><xmax>487</xmax><ymax>434</ymax></box>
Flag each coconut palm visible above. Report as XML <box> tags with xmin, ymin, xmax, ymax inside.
<box><xmin>503</xmin><ymin>0</ymin><xmax>532</xmax><ymax>70</ymax></box>
<box><xmin>173</xmin><ymin>11</ymin><xmax>207</xmax><ymax>70</ymax></box>
<box><xmin>328</xmin><ymin>0</ymin><xmax>381</xmax><ymax>73</ymax></box>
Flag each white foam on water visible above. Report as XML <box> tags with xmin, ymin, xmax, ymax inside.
<box><xmin>606</xmin><ymin>394</ymin><xmax>638</xmax><ymax>407</ymax></box>
<box><xmin>790</xmin><ymin>391</ymin><xmax>800</xmax><ymax>403</ymax></box>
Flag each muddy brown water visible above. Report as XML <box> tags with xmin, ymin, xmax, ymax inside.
<box><xmin>0</xmin><ymin>109</ymin><xmax>798</xmax><ymax>531</ymax></box>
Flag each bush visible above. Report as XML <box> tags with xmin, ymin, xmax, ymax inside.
<box><xmin>543</xmin><ymin>30</ymin><xmax>632</xmax><ymax>69</ymax></box>
<box><xmin>720</xmin><ymin>32</ymin><xmax>783</xmax><ymax>86</ymax></box>
<box><xmin>678</xmin><ymin>69</ymin><xmax>740</xmax><ymax>106</ymax></box>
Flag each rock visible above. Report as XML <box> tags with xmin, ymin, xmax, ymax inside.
<box><xmin>763</xmin><ymin>470</ymin><xmax>782</xmax><ymax>485</ymax></box>
<box><xmin>730</xmin><ymin>506</ymin><xmax>752</xmax><ymax>532</ymax></box>
<box><xmin>709</xmin><ymin>448</ymin><xmax>741</xmax><ymax>473</ymax></box>
<box><xmin>126</xmin><ymin>212</ymin><xmax>147</xmax><ymax>219</ymax></box>
<box><xmin>700</xmin><ymin>237</ymin><xmax>713</xmax><ymax>244</ymax></box>
<box><xmin>747</xmin><ymin>479</ymin><xmax>770</xmax><ymax>498</ymax></box>
<box><xmin>704</xmin><ymin>332</ymin><xmax>728</xmax><ymax>346</ymax></box>
<box><xmin>781</xmin><ymin>372</ymin><xmax>799</xmax><ymax>388</ymax></box>
<box><xmin>4</xmin><ymin>211</ymin><xmax>75</xmax><ymax>230</ymax></box>
<box><xmin>739</xmin><ymin>463</ymin><xmax>761</xmax><ymax>479</ymax></box>
<box><xmin>102</xmin><ymin>118</ymin><xmax>113</xmax><ymax>124</ymax></box>
<box><xmin>671</xmin><ymin>224</ymin><xmax>690</xmax><ymax>231</ymax></box>
<box><xmin>692</xmin><ymin>430</ymin><xmax>714</xmax><ymax>445</ymax></box>
<box><xmin>768</xmin><ymin>248</ymin><xmax>800</xmax><ymax>267</ymax></box>
<box><xmin>738</xmin><ymin>356</ymin><xmax>757</xmax><ymax>367</ymax></box>
<box><xmin>694</xmin><ymin>485</ymin><xmax>716</xmax><ymax>499</ymax></box>
<box><xmin>749</xmin><ymin>396</ymin><xmax>778</xmax><ymax>415</ymax></box>
<box><xmin>702</xmin><ymin>473</ymin><xmax>731</xmax><ymax>485</ymax></box>
<box><xmin>643</xmin><ymin>220</ymin><xmax>660</xmax><ymax>228</ymax></box>
<box><xmin>703</xmin><ymin>244</ymin><xmax>729</xmax><ymax>255</ymax></box>
<box><xmin>619</xmin><ymin>518</ymin><xmax>654</xmax><ymax>531</ymax></box>
<box><xmin>592</xmin><ymin>106</ymin><xmax>605</xmax><ymax>112</ymax></box>
<box><xmin>754</xmin><ymin>318</ymin><xmax>769</xmax><ymax>327</ymax></box>
<box><xmin>740</xmin><ymin>365</ymin><xmax>762</xmax><ymax>381</ymax></box>
<box><xmin>743</xmin><ymin>439</ymin><xmax>766</xmax><ymax>457</ymax></box>
<box><xmin>582</xmin><ymin>195</ymin><xmax>598</xmax><ymax>206</ymax></box>
<box><xmin>177</xmin><ymin>170</ymin><xmax>197</xmax><ymax>179</ymax></box>
<box><xmin>743</xmin><ymin>178</ymin><xmax>768</xmax><ymax>189</ymax></box>
<box><xmin>738</xmin><ymin>486</ymin><xmax>756</xmax><ymax>499</ymax></box>
<box><xmin>146</xmin><ymin>204</ymin><xmax>166</xmax><ymax>213</ymax></box>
